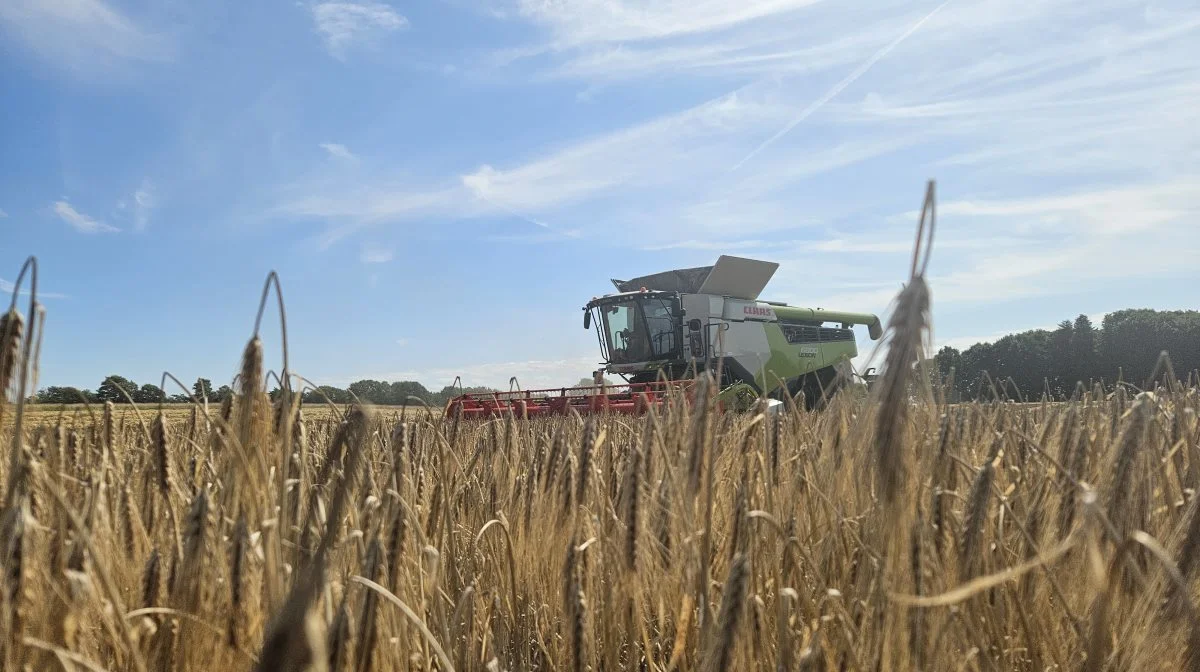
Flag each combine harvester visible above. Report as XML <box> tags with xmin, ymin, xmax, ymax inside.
<box><xmin>445</xmin><ymin>255</ymin><xmax>882</xmax><ymax>419</ymax></box>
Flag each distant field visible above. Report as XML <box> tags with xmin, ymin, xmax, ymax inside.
<box><xmin>5</xmin><ymin>401</ymin><xmax>438</xmax><ymax>429</ymax></box>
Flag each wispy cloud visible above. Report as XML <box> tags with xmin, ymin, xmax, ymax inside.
<box><xmin>360</xmin><ymin>243</ymin><xmax>394</xmax><ymax>264</ymax></box>
<box><xmin>276</xmin><ymin>0</ymin><xmax>1200</xmax><ymax>308</ymax></box>
<box><xmin>0</xmin><ymin>0</ymin><xmax>172</xmax><ymax>76</ymax></box>
<box><xmin>312</xmin><ymin>1</ymin><xmax>408</xmax><ymax>59</ymax></box>
<box><xmin>395</xmin><ymin>338</ymin><xmax>409</xmax><ymax>347</ymax></box>
<box><xmin>513</xmin><ymin>0</ymin><xmax>825</xmax><ymax>48</ymax></box>
<box><xmin>53</xmin><ymin>201</ymin><xmax>119</xmax><ymax>234</ymax></box>
<box><xmin>731</xmin><ymin>0</ymin><xmax>954</xmax><ymax>171</ymax></box>
<box><xmin>485</xmin><ymin>228</ymin><xmax>583</xmax><ymax>243</ymax></box>
<box><xmin>0</xmin><ymin>208</ymin><xmax>7</xmax><ymax>218</ymax></box>
<box><xmin>319</xmin><ymin>142</ymin><xmax>358</xmax><ymax>161</ymax></box>
<box><xmin>133</xmin><ymin>179</ymin><xmax>154</xmax><ymax>231</ymax></box>
<box><xmin>640</xmin><ymin>239</ymin><xmax>771</xmax><ymax>252</ymax></box>
<box><xmin>769</xmin><ymin>178</ymin><xmax>1200</xmax><ymax>315</ymax></box>
<box><xmin>1</xmin><ymin>277</ymin><xmax>69</xmax><ymax>301</ymax></box>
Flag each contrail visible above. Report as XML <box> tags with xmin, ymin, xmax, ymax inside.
<box><xmin>468</xmin><ymin>182</ymin><xmax>553</xmax><ymax>229</ymax></box>
<box><xmin>731</xmin><ymin>0</ymin><xmax>955</xmax><ymax>172</ymax></box>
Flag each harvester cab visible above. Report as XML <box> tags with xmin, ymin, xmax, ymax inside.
<box><xmin>582</xmin><ymin>255</ymin><xmax>883</xmax><ymax>411</ymax></box>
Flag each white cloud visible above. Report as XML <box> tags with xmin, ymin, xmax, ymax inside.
<box><xmin>312</xmin><ymin>1</ymin><xmax>408</xmax><ymax>58</ymax></box>
<box><xmin>931</xmin><ymin>181</ymin><xmax>1200</xmax><ymax>236</ymax></box>
<box><xmin>502</xmin><ymin>0</ymin><xmax>1146</xmax><ymax>87</ymax></box>
<box><xmin>486</xmin><ymin>228</ymin><xmax>583</xmax><ymax>243</ymax></box>
<box><xmin>0</xmin><ymin>208</ymin><xmax>7</xmax><ymax>218</ymax></box>
<box><xmin>53</xmin><ymin>201</ymin><xmax>118</xmax><ymax>234</ymax></box>
<box><xmin>360</xmin><ymin>244</ymin><xmax>394</xmax><ymax>264</ymax></box>
<box><xmin>764</xmin><ymin>178</ymin><xmax>1200</xmax><ymax>318</ymax></box>
<box><xmin>395</xmin><ymin>338</ymin><xmax>409</xmax><ymax>347</ymax></box>
<box><xmin>514</xmin><ymin>0</ymin><xmax>825</xmax><ymax>48</ymax></box>
<box><xmin>319</xmin><ymin>142</ymin><xmax>358</xmax><ymax>161</ymax></box>
<box><xmin>810</xmin><ymin>236</ymin><xmax>1028</xmax><ymax>255</ymax></box>
<box><xmin>641</xmin><ymin>239</ymin><xmax>771</xmax><ymax>252</ymax></box>
<box><xmin>444</xmin><ymin>87</ymin><xmax>810</xmax><ymax>236</ymax></box>
<box><xmin>133</xmin><ymin>179</ymin><xmax>154</xmax><ymax>230</ymax></box>
<box><xmin>274</xmin><ymin>183</ymin><xmax>465</xmax><ymax>236</ymax></box>
<box><xmin>268</xmin><ymin>87</ymin><xmax>899</xmax><ymax>247</ymax></box>
<box><xmin>731</xmin><ymin>0</ymin><xmax>954</xmax><ymax>171</ymax></box>
<box><xmin>276</xmin><ymin>0</ymin><xmax>1200</xmax><ymax>304</ymax></box>
<box><xmin>0</xmin><ymin>0</ymin><xmax>172</xmax><ymax>75</ymax></box>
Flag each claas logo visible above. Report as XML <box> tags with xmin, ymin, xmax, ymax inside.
<box><xmin>743</xmin><ymin>305</ymin><xmax>772</xmax><ymax>316</ymax></box>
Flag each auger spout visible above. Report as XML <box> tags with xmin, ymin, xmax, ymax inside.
<box><xmin>772</xmin><ymin>306</ymin><xmax>883</xmax><ymax>340</ymax></box>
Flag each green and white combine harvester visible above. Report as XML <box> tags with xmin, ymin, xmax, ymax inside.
<box><xmin>445</xmin><ymin>255</ymin><xmax>882</xmax><ymax>418</ymax></box>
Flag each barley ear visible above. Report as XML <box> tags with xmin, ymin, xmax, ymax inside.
<box><xmin>701</xmin><ymin>552</ymin><xmax>750</xmax><ymax>672</ymax></box>
<box><xmin>871</xmin><ymin>180</ymin><xmax>937</xmax><ymax>513</ymax></box>
<box><xmin>0</xmin><ymin>308</ymin><xmax>23</xmax><ymax>402</ymax></box>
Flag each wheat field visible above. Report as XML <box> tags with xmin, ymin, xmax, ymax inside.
<box><xmin>3</xmin><ymin>338</ymin><xmax>1200</xmax><ymax>671</ymax></box>
<box><xmin>3</xmin><ymin>234</ymin><xmax>1200</xmax><ymax>671</ymax></box>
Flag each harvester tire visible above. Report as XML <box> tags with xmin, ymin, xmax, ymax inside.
<box><xmin>792</xmin><ymin>364</ymin><xmax>848</xmax><ymax>412</ymax></box>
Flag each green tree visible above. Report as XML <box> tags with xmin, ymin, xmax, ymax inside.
<box><xmin>302</xmin><ymin>385</ymin><xmax>351</xmax><ymax>404</ymax></box>
<box><xmin>348</xmin><ymin>379</ymin><xmax>390</xmax><ymax>404</ymax></box>
<box><xmin>1049</xmin><ymin>320</ymin><xmax>1074</xmax><ymax>396</ymax></box>
<box><xmin>214</xmin><ymin>385</ymin><xmax>233</xmax><ymax>402</ymax></box>
<box><xmin>36</xmin><ymin>386</ymin><xmax>88</xmax><ymax>404</ymax></box>
<box><xmin>96</xmin><ymin>375</ymin><xmax>137</xmax><ymax>403</ymax></box>
<box><xmin>941</xmin><ymin>308</ymin><xmax>1199</xmax><ymax>401</ymax></box>
<box><xmin>388</xmin><ymin>381</ymin><xmax>433</xmax><ymax>405</ymax></box>
<box><xmin>933</xmin><ymin>346</ymin><xmax>963</xmax><ymax>401</ymax></box>
<box><xmin>1101</xmin><ymin>309</ymin><xmax>1200</xmax><ymax>386</ymax></box>
<box><xmin>134</xmin><ymin>384</ymin><xmax>166</xmax><ymax>404</ymax></box>
<box><xmin>1070</xmin><ymin>314</ymin><xmax>1097</xmax><ymax>392</ymax></box>
<box><xmin>193</xmin><ymin>377</ymin><xmax>215</xmax><ymax>401</ymax></box>
<box><xmin>434</xmin><ymin>385</ymin><xmax>499</xmax><ymax>406</ymax></box>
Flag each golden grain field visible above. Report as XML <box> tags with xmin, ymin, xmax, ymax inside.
<box><xmin>2</xmin><ymin>346</ymin><xmax>1199</xmax><ymax>671</ymax></box>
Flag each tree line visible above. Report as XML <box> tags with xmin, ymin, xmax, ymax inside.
<box><xmin>933</xmin><ymin>308</ymin><xmax>1200</xmax><ymax>401</ymax></box>
<box><xmin>41</xmin><ymin>306</ymin><xmax>1193</xmax><ymax>408</ymax></box>
<box><xmin>33</xmin><ymin>372</ymin><xmax>623</xmax><ymax>407</ymax></box>
<box><xmin>34</xmin><ymin>376</ymin><xmax>236</xmax><ymax>405</ymax></box>
<box><xmin>32</xmin><ymin>376</ymin><xmax>508</xmax><ymax>407</ymax></box>
<box><xmin>296</xmin><ymin>380</ymin><xmax>501</xmax><ymax>407</ymax></box>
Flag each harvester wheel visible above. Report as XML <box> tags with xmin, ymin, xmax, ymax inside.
<box><xmin>792</xmin><ymin>364</ymin><xmax>846</xmax><ymax>412</ymax></box>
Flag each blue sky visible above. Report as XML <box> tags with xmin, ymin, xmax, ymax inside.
<box><xmin>2</xmin><ymin>0</ymin><xmax>1198</xmax><ymax>394</ymax></box>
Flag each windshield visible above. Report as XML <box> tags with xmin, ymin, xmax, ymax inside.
<box><xmin>598</xmin><ymin>295</ymin><xmax>679</xmax><ymax>364</ymax></box>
